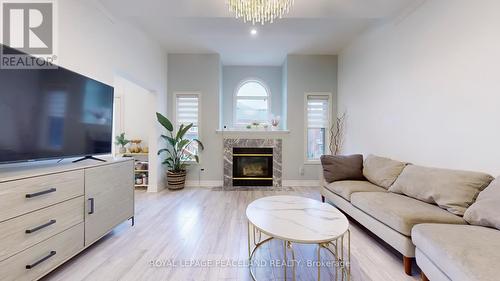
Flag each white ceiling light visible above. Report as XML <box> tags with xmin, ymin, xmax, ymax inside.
<box><xmin>250</xmin><ymin>28</ymin><xmax>258</xmax><ymax>35</ymax></box>
<box><xmin>227</xmin><ymin>0</ymin><xmax>294</xmax><ymax>25</ymax></box>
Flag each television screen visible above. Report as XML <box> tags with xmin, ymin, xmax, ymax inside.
<box><xmin>0</xmin><ymin>45</ymin><xmax>114</xmax><ymax>163</ymax></box>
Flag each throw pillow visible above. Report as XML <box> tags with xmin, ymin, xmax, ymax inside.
<box><xmin>320</xmin><ymin>154</ymin><xmax>364</xmax><ymax>183</ymax></box>
<box><xmin>363</xmin><ymin>155</ymin><xmax>408</xmax><ymax>189</ymax></box>
<box><xmin>464</xmin><ymin>177</ymin><xmax>500</xmax><ymax>229</ymax></box>
<box><xmin>390</xmin><ymin>165</ymin><xmax>494</xmax><ymax>216</ymax></box>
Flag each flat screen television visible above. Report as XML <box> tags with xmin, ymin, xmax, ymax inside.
<box><xmin>0</xmin><ymin>45</ymin><xmax>114</xmax><ymax>164</ymax></box>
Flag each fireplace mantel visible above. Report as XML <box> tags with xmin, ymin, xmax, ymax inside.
<box><xmin>216</xmin><ymin>129</ymin><xmax>290</xmax><ymax>136</ymax></box>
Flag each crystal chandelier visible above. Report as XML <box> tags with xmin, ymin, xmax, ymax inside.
<box><xmin>227</xmin><ymin>0</ymin><xmax>294</xmax><ymax>25</ymax></box>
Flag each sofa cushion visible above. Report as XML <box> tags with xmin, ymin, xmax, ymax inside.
<box><xmin>389</xmin><ymin>165</ymin><xmax>494</xmax><ymax>216</ymax></box>
<box><xmin>464</xmin><ymin>177</ymin><xmax>500</xmax><ymax>230</ymax></box>
<box><xmin>363</xmin><ymin>155</ymin><xmax>407</xmax><ymax>189</ymax></box>
<box><xmin>324</xmin><ymin>180</ymin><xmax>387</xmax><ymax>201</ymax></box>
<box><xmin>412</xmin><ymin>224</ymin><xmax>500</xmax><ymax>281</ymax></box>
<box><xmin>320</xmin><ymin>154</ymin><xmax>365</xmax><ymax>183</ymax></box>
<box><xmin>351</xmin><ymin>192</ymin><xmax>466</xmax><ymax>236</ymax></box>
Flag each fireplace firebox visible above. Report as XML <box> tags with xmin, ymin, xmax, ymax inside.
<box><xmin>232</xmin><ymin>147</ymin><xmax>273</xmax><ymax>186</ymax></box>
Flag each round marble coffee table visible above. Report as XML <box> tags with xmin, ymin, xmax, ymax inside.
<box><xmin>246</xmin><ymin>195</ymin><xmax>350</xmax><ymax>281</ymax></box>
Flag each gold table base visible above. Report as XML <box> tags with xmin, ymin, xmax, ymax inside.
<box><xmin>247</xmin><ymin>221</ymin><xmax>351</xmax><ymax>281</ymax></box>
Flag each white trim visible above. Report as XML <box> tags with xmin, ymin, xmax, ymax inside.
<box><xmin>233</xmin><ymin>78</ymin><xmax>271</xmax><ymax>127</ymax></box>
<box><xmin>173</xmin><ymin>92</ymin><xmax>202</xmax><ymax>164</ymax></box>
<box><xmin>215</xmin><ymin>129</ymin><xmax>290</xmax><ymax>135</ymax></box>
<box><xmin>282</xmin><ymin>180</ymin><xmax>320</xmax><ymax>187</ymax></box>
<box><xmin>185</xmin><ymin>180</ymin><xmax>224</xmax><ymax>188</ymax></box>
<box><xmin>304</xmin><ymin>92</ymin><xmax>333</xmax><ymax>163</ymax></box>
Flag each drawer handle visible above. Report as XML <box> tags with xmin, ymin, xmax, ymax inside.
<box><xmin>25</xmin><ymin>251</ymin><xmax>56</xmax><ymax>269</ymax></box>
<box><xmin>25</xmin><ymin>219</ymin><xmax>57</xmax><ymax>234</ymax></box>
<box><xmin>25</xmin><ymin>188</ymin><xmax>57</xmax><ymax>198</ymax></box>
<box><xmin>88</xmin><ymin>198</ymin><xmax>95</xmax><ymax>215</ymax></box>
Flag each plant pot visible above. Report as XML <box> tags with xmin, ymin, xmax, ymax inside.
<box><xmin>118</xmin><ymin>147</ymin><xmax>127</xmax><ymax>154</ymax></box>
<box><xmin>166</xmin><ymin>170</ymin><xmax>186</xmax><ymax>190</ymax></box>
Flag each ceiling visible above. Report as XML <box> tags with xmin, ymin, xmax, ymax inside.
<box><xmin>98</xmin><ymin>0</ymin><xmax>420</xmax><ymax>65</ymax></box>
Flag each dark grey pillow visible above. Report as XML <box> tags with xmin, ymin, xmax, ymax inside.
<box><xmin>321</xmin><ymin>154</ymin><xmax>365</xmax><ymax>183</ymax></box>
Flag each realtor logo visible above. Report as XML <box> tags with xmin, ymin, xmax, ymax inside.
<box><xmin>1</xmin><ymin>0</ymin><xmax>57</xmax><ymax>68</ymax></box>
<box><xmin>2</xmin><ymin>1</ymin><xmax>53</xmax><ymax>53</ymax></box>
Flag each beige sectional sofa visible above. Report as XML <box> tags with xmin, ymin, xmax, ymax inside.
<box><xmin>320</xmin><ymin>154</ymin><xmax>499</xmax><ymax>280</ymax></box>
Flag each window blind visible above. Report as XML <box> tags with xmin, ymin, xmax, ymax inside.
<box><xmin>175</xmin><ymin>94</ymin><xmax>200</xmax><ymax>160</ymax></box>
<box><xmin>176</xmin><ymin>95</ymin><xmax>199</xmax><ymax>128</ymax></box>
<box><xmin>307</xmin><ymin>95</ymin><xmax>329</xmax><ymax>129</ymax></box>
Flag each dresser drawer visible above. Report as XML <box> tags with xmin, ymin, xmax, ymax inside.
<box><xmin>0</xmin><ymin>170</ymin><xmax>84</xmax><ymax>222</ymax></box>
<box><xmin>0</xmin><ymin>222</ymin><xmax>83</xmax><ymax>281</ymax></box>
<box><xmin>0</xmin><ymin>197</ymin><xmax>84</xmax><ymax>262</ymax></box>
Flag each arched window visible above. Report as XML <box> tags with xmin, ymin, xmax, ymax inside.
<box><xmin>234</xmin><ymin>80</ymin><xmax>270</xmax><ymax>126</ymax></box>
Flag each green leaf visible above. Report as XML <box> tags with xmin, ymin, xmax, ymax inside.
<box><xmin>162</xmin><ymin>157</ymin><xmax>174</xmax><ymax>164</ymax></box>
<box><xmin>177</xmin><ymin>139</ymin><xmax>190</xmax><ymax>151</ymax></box>
<box><xmin>157</xmin><ymin>148</ymin><xmax>169</xmax><ymax>155</ymax></box>
<box><xmin>177</xmin><ymin>123</ymin><xmax>193</xmax><ymax>141</ymax></box>
<box><xmin>192</xmin><ymin>139</ymin><xmax>205</xmax><ymax>150</ymax></box>
<box><xmin>162</xmin><ymin>158</ymin><xmax>174</xmax><ymax>168</ymax></box>
<box><xmin>176</xmin><ymin>124</ymin><xmax>185</xmax><ymax>141</ymax></box>
<box><xmin>161</xmin><ymin>135</ymin><xmax>176</xmax><ymax>147</ymax></box>
<box><xmin>114</xmin><ymin>132</ymin><xmax>130</xmax><ymax>146</ymax></box>
<box><xmin>156</xmin><ymin>112</ymin><xmax>173</xmax><ymax>132</ymax></box>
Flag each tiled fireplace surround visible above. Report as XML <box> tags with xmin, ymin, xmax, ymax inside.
<box><xmin>223</xmin><ymin>138</ymin><xmax>282</xmax><ymax>188</ymax></box>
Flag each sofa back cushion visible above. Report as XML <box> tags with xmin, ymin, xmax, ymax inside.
<box><xmin>464</xmin><ymin>177</ymin><xmax>500</xmax><ymax>230</ymax></box>
<box><xmin>320</xmin><ymin>154</ymin><xmax>364</xmax><ymax>183</ymax></box>
<box><xmin>362</xmin><ymin>155</ymin><xmax>407</xmax><ymax>189</ymax></box>
<box><xmin>389</xmin><ymin>165</ymin><xmax>494</xmax><ymax>216</ymax></box>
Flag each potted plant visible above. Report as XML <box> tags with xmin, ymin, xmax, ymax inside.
<box><xmin>156</xmin><ymin>112</ymin><xmax>204</xmax><ymax>190</ymax></box>
<box><xmin>115</xmin><ymin>133</ymin><xmax>130</xmax><ymax>154</ymax></box>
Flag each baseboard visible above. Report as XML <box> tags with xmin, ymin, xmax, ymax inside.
<box><xmin>185</xmin><ymin>180</ymin><xmax>223</xmax><ymax>187</ymax></box>
<box><xmin>282</xmin><ymin>180</ymin><xmax>320</xmax><ymax>187</ymax></box>
<box><xmin>184</xmin><ymin>180</ymin><xmax>319</xmax><ymax>188</ymax></box>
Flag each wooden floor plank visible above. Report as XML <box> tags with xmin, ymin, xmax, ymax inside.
<box><xmin>42</xmin><ymin>187</ymin><xmax>419</xmax><ymax>281</ymax></box>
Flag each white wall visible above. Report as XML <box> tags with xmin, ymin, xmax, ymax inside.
<box><xmin>167</xmin><ymin>54</ymin><xmax>222</xmax><ymax>185</ymax></box>
<box><xmin>61</xmin><ymin>0</ymin><xmax>168</xmax><ymax>192</ymax></box>
<box><xmin>281</xmin><ymin>60</ymin><xmax>288</xmax><ymax>130</ymax></box>
<box><xmin>338</xmin><ymin>0</ymin><xmax>500</xmax><ymax>175</ymax></box>
<box><xmin>167</xmin><ymin>54</ymin><xmax>337</xmax><ymax>184</ymax></box>
<box><xmin>284</xmin><ymin>55</ymin><xmax>338</xmax><ymax>181</ymax></box>
<box><xmin>1</xmin><ymin>0</ymin><xmax>168</xmax><ymax>190</ymax></box>
<box><xmin>114</xmin><ymin>76</ymin><xmax>159</xmax><ymax>192</ymax></box>
<box><xmin>57</xmin><ymin>0</ymin><xmax>166</xmax><ymax>93</ymax></box>
<box><xmin>114</xmin><ymin>77</ymin><xmax>155</xmax><ymax>145</ymax></box>
<box><xmin>222</xmin><ymin>66</ymin><xmax>283</xmax><ymax>128</ymax></box>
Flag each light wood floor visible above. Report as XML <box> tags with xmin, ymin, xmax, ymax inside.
<box><xmin>42</xmin><ymin>187</ymin><xmax>420</xmax><ymax>281</ymax></box>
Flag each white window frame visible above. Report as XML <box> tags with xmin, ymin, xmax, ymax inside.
<box><xmin>173</xmin><ymin>92</ymin><xmax>201</xmax><ymax>164</ymax></box>
<box><xmin>304</xmin><ymin>92</ymin><xmax>332</xmax><ymax>164</ymax></box>
<box><xmin>233</xmin><ymin>79</ymin><xmax>271</xmax><ymax>127</ymax></box>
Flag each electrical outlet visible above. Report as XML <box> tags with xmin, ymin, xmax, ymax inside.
<box><xmin>299</xmin><ymin>166</ymin><xmax>305</xmax><ymax>176</ymax></box>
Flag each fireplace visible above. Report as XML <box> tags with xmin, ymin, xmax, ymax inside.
<box><xmin>232</xmin><ymin>147</ymin><xmax>273</xmax><ymax>186</ymax></box>
<box><xmin>223</xmin><ymin>138</ymin><xmax>282</xmax><ymax>189</ymax></box>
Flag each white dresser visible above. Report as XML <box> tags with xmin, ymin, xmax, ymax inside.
<box><xmin>0</xmin><ymin>157</ymin><xmax>134</xmax><ymax>281</ymax></box>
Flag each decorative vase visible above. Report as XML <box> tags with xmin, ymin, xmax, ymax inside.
<box><xmin>118</xmin><ymin>146</ymin><xmax>127</xmax><ymax>154</ymax></box>
<box><xmin>167</xmin><ymin>170</ymin><xmax>186</xmax><ymax>190</ymax></box>
<box><xmin>271</xmin><ymin>116</ymin><xmax>280</xmax><ymax>129</ymax></box>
